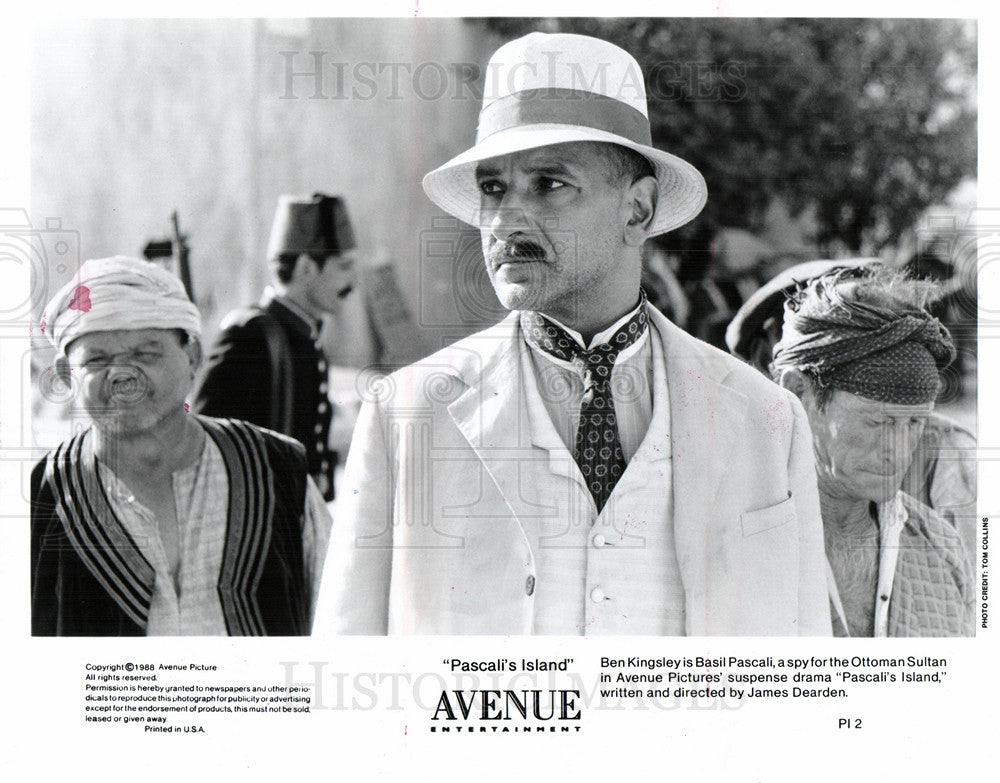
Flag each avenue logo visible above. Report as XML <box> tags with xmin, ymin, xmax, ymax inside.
<box><xmin>429</xmin><ymin>689</ymin><xmax>583</xmax><ymax>733</ymax></box>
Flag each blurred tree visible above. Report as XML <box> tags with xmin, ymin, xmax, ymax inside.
<box><xmin>484</xmin><ymin>18</ymin><xmax>976</xmax><ymax>262</ymax></box>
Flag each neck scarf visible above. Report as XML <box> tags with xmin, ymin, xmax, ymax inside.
<box><xmin>520</xmin><ymin>293</ymin><xmax>648</xmax><ymax>511</ymax></box>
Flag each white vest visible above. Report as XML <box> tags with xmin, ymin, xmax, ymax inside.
<box><xmin>518</xmin><ymin>325</ymin><xmax>686</xmax><ymax>635</ymax></box>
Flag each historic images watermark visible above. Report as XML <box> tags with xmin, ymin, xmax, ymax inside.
<box><xmin>277</xmin><ymin>50</ymin><xmax>748</xmax><ymax>104</ymax></box>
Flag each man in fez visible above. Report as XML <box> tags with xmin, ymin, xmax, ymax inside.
<box><xmin>32</xmin><ymin>257</ymin><xmax>331</xmax><ymax>635</ymax></box>
<box><xmin>193</xmin><ymin>193</ymin><xmax>357</xmax><ymax>501</ymax></box>
<box><xmin>315</xmin><ymin>33</ymin><xmax>829</xmax><ymax>635</ymax></box>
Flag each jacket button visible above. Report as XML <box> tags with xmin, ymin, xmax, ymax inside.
<box><xmin>590</xmin><ymin>587</ymin><xmax>606</xmax><ymax>603</ymax></box>
<box><xmin>592</xmin><ymin>534</ymin><xmax>606</xmax><ymax>548</ymax></box>
<box><xmin>525</xmin><ymin>575</ymin><xmax>535</xmax><ymax>596</ymax></box>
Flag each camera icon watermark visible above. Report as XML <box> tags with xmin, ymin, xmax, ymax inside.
<box><xmin>0</xmin><ymin>208</ymin><xmax>80</xmax><ymax>330</ymax></box>
<box><xmin>418</xmin><ymin>216</ymin><xmax>503</xmax><ymax>330</ymax></box>
<box><xmin>418</xmin><ymin>214</ymin><xmax>587</xmax><ymax>332</ymax></box>
<box><xmin>913</xmin><ymin>207</ymin><xmax>991</xmax><ymax>331</ymax></box>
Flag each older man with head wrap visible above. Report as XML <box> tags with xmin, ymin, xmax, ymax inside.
<box><xmin>725</xmin><ymin>259</ymin><xmax>977</xmax><ymax>556</ymax></box>
<box><xmin>773</xmin><ymin>268</ymin><xmax>974</xmax><ymax>636</ymax></box>
<box><xmin>31</xmin><ymin>257</ymin><xmax>331</xmax><ymax>636</ymax></box>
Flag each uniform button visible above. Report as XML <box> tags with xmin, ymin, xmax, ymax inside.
<box><xmin>318</xmin><ymin>401</ymin><xmax>328</xmax><ymax>413</ymax></box>
<box><xmin>592</xmin><ymin>534</ymin><xmax>606</xmax><ymax>548</ymax></box>
<box><xmin>318</xmin><ymin>361</ymin><xmax>327</xmax><ymax>373</ymax></box>
<box><xmin>321</xmin><ymin>460</ymin><xmax>330</xmax><ymax>471</ymax></box>
<box><xmin>314</xmin><ymin>423</ymin><xmax>323</xmax><ymax>435</ymax></box>
<box><xmin>590</xmin><ymin>587</ymin><xmax>606</xmax><ymax>603</ymax></box>
<box><xmin>525</xmin><ymin>575</ymin><xmax>535</xmax><ymax>596</ymax></box>
<box><xmin>319</xmin><ymin>382</ymin><xmax>328</xmax><ymax>394</ymax></box>
<box><xmin>317</xmin><ymin>442</ymin><xmax>326</xmax><ymax>454</ymax></box>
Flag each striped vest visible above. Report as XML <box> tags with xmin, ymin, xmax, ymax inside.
<box><xmin>31</xmin><ymin>417</ymin><xmax>309</xmax><ymax>636</ymax></box>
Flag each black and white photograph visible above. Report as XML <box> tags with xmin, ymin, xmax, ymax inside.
<box><xmin>2</xmin><ymin>2</ymin><xmax>996</xmax><ymax>779</ymax></box>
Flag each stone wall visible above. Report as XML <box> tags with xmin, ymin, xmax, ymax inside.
<box><xmin>31</xmin><ymin>18</ymin><xmax>506</xmax><ymax>366</ymax></box>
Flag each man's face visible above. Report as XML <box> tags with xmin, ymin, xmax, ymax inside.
<box><xmin>305</xmin><ymin>250</ymin><xmax>357</xmax><ymax>316</ymax></box>
<box><xmin>800</xmin><ymin>388</ymin><xmax>933</xmax><ymax>504</ymax></box>
<box><xmin>63</xmin><ymin>328</ymin><xmax>199</xmax><ymax>436</ymax></box>
<box><xmin>475</xmin><ymin>141</ymin><xmax>633</xmax><ymax>322</ymax></box>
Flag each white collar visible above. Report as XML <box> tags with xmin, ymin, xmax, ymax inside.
<box><xmin>826</xmin><ymin>491</ymin><xmax>909</xmax><ymax>637</ymax></box>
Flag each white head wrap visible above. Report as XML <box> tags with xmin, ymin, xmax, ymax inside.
<box><xmin>44</xmin><ymin>256</ymin><xmax>201</xmax><ymax>355</ymax></box>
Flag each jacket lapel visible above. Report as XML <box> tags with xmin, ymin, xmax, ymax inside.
<box><xmin>445</xmin><ymin>307</ymin><xmax>753</xmax><ymax>635</ymax></box>
<box><xmin>445</xmin><ymin>313</ymin><xmax>564</xmax><ymax>525</ymax></box>
<box><xmin>649</xmin><ymin>309</ymin><xmax>749</xmax><ymax>633</ymax></box>
<box><xmin>446</xmin><ymin>309</ymin><xmax>749</xmax><ymax>524</ymax></box>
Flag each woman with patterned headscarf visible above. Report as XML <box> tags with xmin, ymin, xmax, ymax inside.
<box><xmin>773</xmin><ymin>268</ymin><xmax>974</xmax><ymax>637</ymax></box>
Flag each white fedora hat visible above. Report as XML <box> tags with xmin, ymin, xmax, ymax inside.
<box><xmin>422</xmin><ymin>32</ymin><xmax>708</xmax><ymax>237</ymax></box>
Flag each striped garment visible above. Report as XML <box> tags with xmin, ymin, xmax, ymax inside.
<box><xmin>31</xmin><ymin>416</ymin><xmax>326</xmax><ymax>636</ymax></box>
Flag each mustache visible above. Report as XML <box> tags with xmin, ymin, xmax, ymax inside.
<box><xmin>487</xmin><ymin>237</ymin><xmax>547</xmax><ymax>266</ymax></box>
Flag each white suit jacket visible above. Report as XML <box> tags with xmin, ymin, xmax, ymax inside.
<box><xmin>315</xmin><ymin>307</ymin><xmax>831</xmax><ymax>635</ymax></box>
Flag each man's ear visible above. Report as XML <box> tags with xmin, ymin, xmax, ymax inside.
<box><xmin>290</xmin><ymin>253</ymin><xmax>319</xmax><ymax>284</ymax></box>
<box><xmin>623</xmin><ymin>175</ymin><xmax>658</xmax><ymax>247</ymax></box>
<box><xmin>55</xmin><ymin>355</ymin><xmax>72</xmax><ymax>386</ymax></box>
<box><xmin>184</xmin><ymin>337</ymin><xmax>203</xmax><ymax>375</ymax></box>
<box><xmin>777</xmin><ymin>368</ymin><xmax>810</xmax><ymax>399</ymax></box>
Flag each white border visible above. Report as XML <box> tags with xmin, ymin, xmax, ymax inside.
<box><xmin>2</xmin><ymin>4</ymin><xmax>996</xmax><ymax>780</ymax></box>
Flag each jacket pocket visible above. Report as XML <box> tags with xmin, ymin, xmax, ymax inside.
<box><xmin>740</xmin><ymin>494</ymin><xmax>796</xmax><ymax>537</ymax></box>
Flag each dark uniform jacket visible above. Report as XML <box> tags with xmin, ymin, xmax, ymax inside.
<box><xmin>192</xmin><ymin>295</ymin><xmax>336</xmax><ymax>500</ymax></box>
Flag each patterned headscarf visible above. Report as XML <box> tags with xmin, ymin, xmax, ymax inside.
<box><xmin>44</xmin><ymin>256</ymin><xmax>201</xmax><ymax>355</ymax></box>
<box><xmin>771</xmin><ymin>269</ymin><xmax>954</xmax><ymax>405</ymax></box>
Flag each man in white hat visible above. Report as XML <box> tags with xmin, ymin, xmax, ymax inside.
<box><xmin>315</xmin><ymin>33</ymin><xmax>830</xmax><ymax>635</ymax></box>
<box><xmin>32</xmin><ymin>257</ymin><xmax>332</xmax><ymax>635</ymax></box>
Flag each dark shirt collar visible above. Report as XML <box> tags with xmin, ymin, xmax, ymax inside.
<box><xmin>524</xmin><ymin>291</ymin><xmax>647</xmax><ymax>351</ymax></box>
<box><xmin>261</xmin><ymin>289</ymin><xmax>321</xmax><ymax>341</ymax></box>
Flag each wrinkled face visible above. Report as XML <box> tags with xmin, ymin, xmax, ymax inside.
<box><xmin>800</xmin><ymin>388</ymin><xmax>933</xmax><ymax>504</ymax></box>
<box><xmin>305</xmin><ymin>250</ymin><xmax>357</xmax><ymax>315</ymax></box>
<box><xmin>63</xmin><ymin>328</ymin><xmax>199</xmax><ymax>436</ymax></box>
<box><xmin>475</xmin><ymin>141</ymin><xmax>631</xmax><ymax>323</ymax></box>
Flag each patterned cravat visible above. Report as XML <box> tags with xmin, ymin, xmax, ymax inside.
<box><xmin>520</xmin><ymin>292</ymin><xmax>649</xmax><ymax>512</ymax></box>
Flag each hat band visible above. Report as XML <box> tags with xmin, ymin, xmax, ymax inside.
<box><xmin>477</xmin><ymin>88</ymin><xmax>652</xmax><ymax>147</ymax></box>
